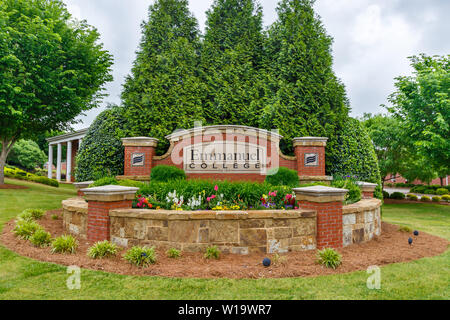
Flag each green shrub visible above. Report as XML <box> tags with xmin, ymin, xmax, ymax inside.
<box><xmin>328</xmin><ymin>118</ymin><xmax>382</xmax><ymax>190</ymax></box>
<box><xmin>87</xmin><ymin>241</ymin><xmax>119</xmax><ymax>259</ymax></box>
<box><xmin>90</xmin><ymin>176</ymin><xmax>119</xmax><ymax>187</ymax></box>
<box><xmin>51</xmin><ymin>235</ymin><xmax>78</xmax><ymax>254</ymax></box>
<box><xmin>29</xmin><ymin>176</ymin><xmax>59</xmax><ymax>187</ymax></box>
<box><xmin>30</xmin><ymin>229</ymin><xmax>52</xmax><ymax>248</ymax></box>
<box><xmin>150</xmin><ymin>165</ymin><xmax>186</xmax><ymax>182</ymax></box>
<box><xmin>19</xmin><ymin>208</ymin><xmax>45</xmax><ymax>221</ymax></box>
<box><xmin>124</xmin><ymin>246</ymin><xmax>157</xmax><ymax>267</ymax></box>
<box><xmin>265</xmin><ymin>167</ymin><xmax>299</xmax><ymax>187</ymax></box>
<box><xmin>406</xmin><ymin>194</ymin><xmax>418</xmax><ymax>201</ymax></box>
<box><xmin>13</xmin><ymin>220</ymin><xmax>43</xmax><ymax>240</ymax></box>
<box><xmin>436</xmin><ymin>188</ymin><xmax>449</xmax><ymax>195</ymax></box>
<box><xmin>424</xmin><ymin>189</ymin><xmax>436</xmax><ymax>195</ymax></box>
<box><xmin>420</xmin><ymin>196</ymin><xmax>431</xmax><ymax>202</ymax></box>
<box><xmin>118</xmin><ymin>179</ymin><xmax>145</xmax><ymax>188</ymax></box>
<box><xmin>390</xmin><ymin>192</ymin><xmax>405</xmax><ymax>200</ymax></box>
<box><xmin>316</xmin><ymin>248</ymin><xmax>342</xmax><ymax>269</ymax></box>
<box><xmin>167</xmin><ymin>248</ymin><xmax>181</xmax><ymax>259</ymax></box>
<box><xmin>51</xmin><ymin>214</ymin><xmax>59</xmax><ymax>220</ymax></box>
<box><xmin>204</xmin><ymin>246</ymin><xmax>221</xmax><ymax>260</ymax></box>
<box><xmin>75</xmin><ymin>106</ymin><xmax>128</xmax><ymax>182</ymax></box>
<box><xmin>331</xmin><ymin>177</ymin><xmax>361</xmax><ymax>204</ymax></box>
<box><xmin>441</xmin><ymin>195</ymin><xmax>450</xmax><ymax>202</ymax></box>
<box><xmin>382</xmin><ymin>190</ymin><xmax>390</xmax><ymax>199</ymax></box>
<box><xmin>432</xmin><ymin>196</ymin><xmax>442</xmax><ymax>202</ymax></box>
<box><xmin>399</xmin><ymin>226</ymin><xmax>412</xmax><ymax>233</ymax></box>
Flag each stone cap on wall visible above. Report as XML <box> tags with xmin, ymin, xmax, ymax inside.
<box><xmin>356</xmin><ymin>181</ymin><xmax>378</xmax><ymax>192</ymax></box>
<box><xmin>165</xmin><ymin>125</ymin><xmax>284</xmax><ymax>142</ymax></box>
<box><xmin>343</xmin><ymin>198</ymin><xmax>382</xmax><ymax>214</ymax></box>
<box><xmin>121</xmin><ymin>137</ymin><xmax>159</xmax><ymax>147</ymax></box>
<box><xmin>73</xmin><ymin>181</ymin><xmax>94</xmax><ymax>190</ymax></box>
<box><xmin>293</xmin><ymin>185</ymin><xmax>348</xmax><ymax>203</ymax></box>
<box><xmin>81</xmin><ymin>185</ymin><xmax>139</xmax><ymax>202</ymax></box>
<box><xmin>293</xmin><ymin>137</ymin><xmax>328</xmax><ymax>147</ymax></box>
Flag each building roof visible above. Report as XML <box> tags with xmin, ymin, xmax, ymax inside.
<box><xmin>46</xmin><ymin>128</ymin><xmax>89</xmax><ymax>145</ymax></box>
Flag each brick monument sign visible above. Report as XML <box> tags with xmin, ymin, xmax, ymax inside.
<box><xmin>118</xmin><ymin>125</ymin><xmax>332</xmax><ymax>183</ymax></box>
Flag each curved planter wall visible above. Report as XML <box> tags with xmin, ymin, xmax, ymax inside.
<box><xmin>62</xmin><ymin>198</ymin><xmax>382</xmax><ymax>254</ymax></box>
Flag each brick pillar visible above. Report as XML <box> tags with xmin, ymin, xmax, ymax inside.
<box><xmin>121</xmin><ymin>137</ymin><xmax>159</xmax><ymax>179</ymax></box>
<box><xmin>293</xmin><ymin>137</ymin><xmax>332</xmax><ymax>185</ymax></box>
<box><xmin>357</xmin><ymin>182</ymin><xmax>377</xmax><ymax>199</ymax></box>
<box><xmin>294</xmin><ymin>186</ymin><xmax>348</xmax><ymax>249</ymax></box>
<box><xmin>81</xmin><ymin>185</ymin><xmax>138</xmax><ymax>242</ymax></box>
<box><xmin>73</xmin><ymin>181</ymin><xmax>93</xmax><ymax>197</ymax></box>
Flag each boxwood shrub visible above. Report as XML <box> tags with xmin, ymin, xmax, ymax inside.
<box><xmin>150</xmin><ymin>165</ymin><xmax>186</xmax><ymax>182</ymax></box>
<box><xmin>265</xmin><ymin>167</ymin><xmax>299</xmax><ymax>187</ymax></box>
<box><xmin>436</xmin><ymin>188</ymin><xmax>449</xmax><ymax>195</ymax></box>
<box><xmin>390</xmin><ymin>192</ymin><xmax>406</xmax><ymax>200</ymax></box>
<box><xmin>75</xmin><ymin>106</ymin><xmax>128</xmax><ymax>182</ymax></box>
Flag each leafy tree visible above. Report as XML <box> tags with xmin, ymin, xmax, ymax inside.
<box><xmin>122</xmin><ymin>0</ymin><xmax>205</xmax><ymax>155</ymax></box>
<box><xmin>6</xmin><ymin>139</ymin><xmax>46</xmax><ymax>170</ymax></box>
<box><xmin>361</xmin><ymin>113</ymin><xmax>408</xmax><ymax>187</ymax></box>
<box><xmin>260</xmin><ymin>0</ymin><xmax>349</xmax><ymax>159</ymax></box>
<box><xmin>388</xmin><ymin>54</ymin><xmax>449</xmax><ymax>185</ymax></box>
<box><xmin>0</xmin><ymin>0</ymin><xmax>113</xmax><ymax>184</ymax></box>
<box><xmin>201</xmin><ymin>0</ymin><xmax>265</xmax><ymax>127</ymax></box>
<box><xmin>75</xmin><ymin>105</ymin><xmax>127</xmax><ymax>182</ymax></box>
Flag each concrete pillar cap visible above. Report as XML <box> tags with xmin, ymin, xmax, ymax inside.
<box><xmin>121</xmin><ymin>137</ymin><xmax>159</xmax><ymax>147</ymax></box>
<box><xmin>293</xmin><ymin>137</ymin><xmax>328</xmax><ymax>147</ymax></box>
<box><xmin>81</xmin><ymin>185</ymin><xmax>139</xmax><ymax>202</ymax></box>
<box><xmin>293</xmin><ymin>185</ymin><xmax>348</xmax><ymax>203</ymax></box>
<box><xmin>73</xmin><ymin>181</ymin><xmax>94</xmax><ymax>190</ymax></box>
<box><xmin>356</xmin><ymin>181</ymin><xmax>378</xmax><ymax>192</ymax></box>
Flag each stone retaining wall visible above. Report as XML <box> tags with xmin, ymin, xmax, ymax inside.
<box><xmin>62</xmin><ymin>198</ymin><xmax>88</xmax><ymax>240</ymax></box>
<box><xmin>342</xmin><ymin>199</ymin><xmax>382</xmax><ymax>247</ymax></box>
<box><xmin>109</xmin><ymin>209</ymin><xmax>317</xmax><ymax>254</ymax></box>
<box><xmin>61</xmin><ymin>196</ymin><xmax>382</xmax><ymax>254</ymax></box>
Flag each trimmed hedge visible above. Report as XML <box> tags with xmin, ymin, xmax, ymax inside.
<box><xmin>390</xmin><ymin>192</ymin><xmax>406</xmax><ymax>200</ymax></box>
<box><xmin>150</xmin><ymin>165</ymin><xmax>186</xmax><ymax>182</ymax></box>
<box><xmin>265</xmin><ymin>167</ymin><xmax>299</xmax><ymax>187</ymax></box>
<box><xmin>75</xmin><ymin>106</ymin><xmax>128</xmax><ymax>182</ymax></box>
<box><xmin>328</xmin><ymin>118</ymin><xmax>382</xmax><ymax>199</ymax></box>
<box><xmin>4</xmin><ymin>166</ymin><xmax>58</xmax><ymax>187</ymax></box>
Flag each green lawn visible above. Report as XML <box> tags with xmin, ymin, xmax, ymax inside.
<box><xmin>0</xmin><ymin>178</ymin><xmax>449</xmax><ymax>300</ymax></box>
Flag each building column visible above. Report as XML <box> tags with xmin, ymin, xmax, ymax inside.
<box><xmin>66</xmin><ymin>141</ymin><xmax>72</xmax><ymax>182</ymax></box>
<box><xmin>56</xmin><ymin>143</ymin><xmax>62</xmax><ymax>182</ymax></box>
<box><xmin>48</xmin><ymin>145</ymin><xmax>53</xmax><ymax>179</ymax></box>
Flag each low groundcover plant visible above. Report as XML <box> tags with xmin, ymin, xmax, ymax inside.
<box><xmin>88</xmin><ymin>240</ymin><xmax>119</xmax><ymax>259</ymax></box>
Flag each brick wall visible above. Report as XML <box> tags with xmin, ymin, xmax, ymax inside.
<box><xmin>295</xmin><ymin>146</ymin><xmax>326</xmax><ymax>177</ymax></box>
<box><xmin>124</xmin><ymin>146</ymin><xmax>155</xmax><ymax>177</ymax></box>
<box><xmin>297</xmin><ymin>200</ymin><xmax>343</xmax><ymax>249</ymax></box>
<box><xmin>87</xmin><ymin>200</ymin><xmax>132</xmax><ymax>242</ymax></box>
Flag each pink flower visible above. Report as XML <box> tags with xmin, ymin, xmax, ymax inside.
<box><xmin>214</xmin><ymin>185</ymin><xmax>219</xmax><ymax>192</ymax></box>
<box><xmin>211</xmin><ymin>195</ymin><xmax>216</xmax><ymax>199</ymax></box>
<box><xmin>207</xmin><ymin>197</ymin><xmax>211</xmax><ymax>202</ymax></box>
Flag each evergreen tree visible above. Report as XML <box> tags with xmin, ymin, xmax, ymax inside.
<box><xmin>201</xmin><ymin>0</ymin><xmax>265</xmax><ymax>126</ymax></box>
<box><xmin>260</xmin><ymin>0</ymin><xmax>349</xmax><ymax>160</ymax></box>
<box><xmin>122</xmin><ymin>0</ymin><xmax>205</xmax><ymax>154</ymax></box>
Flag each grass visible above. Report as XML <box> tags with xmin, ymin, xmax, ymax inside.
<box><xmin>0</xmin><ymin>178</ymin><xmax>449</xmax><ymax>300</ymax></box>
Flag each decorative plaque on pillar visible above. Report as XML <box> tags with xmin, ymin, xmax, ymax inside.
<box><xmin>131</xmin><ymin>153</ymin><xmax>145</xmax><ymax>167</ymax></box>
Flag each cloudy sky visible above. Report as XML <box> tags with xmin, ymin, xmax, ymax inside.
<box><xmin>63</xmin><ymin>0</ymin><xmax>450</xmax><ymax>130</ymax></box>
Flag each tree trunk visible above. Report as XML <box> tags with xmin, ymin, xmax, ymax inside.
<box><xmin>440</xmin><ymin>177</ymin><xmax>444</xmax><ymax>187</ymax></box>
<box><xmin>0</xmin><ymin>138</ymin><xmax>17</xmax><ymax>185</ymax></box>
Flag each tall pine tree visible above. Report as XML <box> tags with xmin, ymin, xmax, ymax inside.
<box><xmin>260</xmin><ymin>0</ymin><xmax>350</xmax><ymax>161</ymax></box>
<box><xmin>201</xmin><ymin>0</ymin><xmax>265</xmax><ymax>126</ymax></box>
<box><xmin>122</xmin><ymin>0</ymin><xmax>205</xmax><ymax>154</ymax></box>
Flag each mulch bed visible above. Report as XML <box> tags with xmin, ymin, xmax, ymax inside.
<box><xmin>1</xmin><ymin>210</ymin><xmax>448</xmax><ymax>279</ymax></box>
<box><xmin>0</xmin><ymin>184</ymin><xmax>28</xmax><ymax>190</ymax></box>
